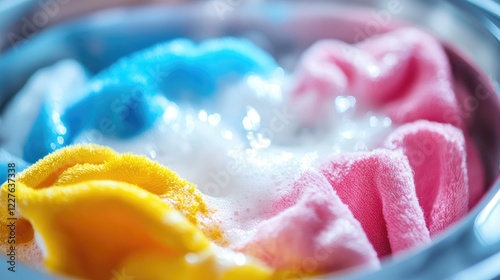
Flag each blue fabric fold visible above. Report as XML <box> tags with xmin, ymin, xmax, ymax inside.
<box><xmin>20</xmin><ymin>38</ymin><xmax>277</xmax><ymax>163</ymax></box>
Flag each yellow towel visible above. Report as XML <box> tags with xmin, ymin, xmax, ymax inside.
<box><xmin>0</xmin><ymin>144</ymin><xmax>274</xmax><ymax>280</ymax></box>
<box><xmin>11</xmin><ymin>144</ymin><xmax>209</xmax><ymax>226</ymax></box>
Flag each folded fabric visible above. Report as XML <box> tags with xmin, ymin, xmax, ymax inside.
<box><xmin>318</xmin><ymin>120</ymin><xmax>477</xmax><ymax>259</ymax></box>
<box><xmin>290</xmin><ymin>26</ymin><xmax>485</xmax><ymax>207</ymax></box>
<box><xmin>10</xmin><ymin>144</ymin><xmax>217</xmax><ymax>231</ymax></box>
<box><xmin>320</xmin><ymin>148</ymin><xmax>430</xmax><ymax>258</ymax></box>
<box><xmin>0</xmin><ymin>145</ymin><xmax>221</xmax><ymax>255</ymax></box>
<box><xmin>22</xmin><ymin>39</ymin><xmax>278</xmax><ymax>163</ymax></box>
<box><xmin>0</xmin><ymin>145</ymin><xmax>276</xmax><ymax>280</ymax></box>
<box><xmin>242</xmin><ymin>170</ymin><xmax>380</xmax><ymax>277</ymax></box>
<box><xmin>239</xmin><ymin>120</ymin><xmax>477</xmax><ymax>265</ymax></box>
<box><xmin>290</xmin><ymin>27</ymin><xmax>462</xmax><ymax>127</ymax></box>
<box><xmin>384</xmin><ymin>121</ymin><xmax>471</xmax><ymax>236</ymax></box>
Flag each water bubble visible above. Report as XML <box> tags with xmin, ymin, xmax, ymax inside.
<box><xmin>383</xmin><ymin>53</ymin><xmax>398</xmax><ymax>67</ymax></box>
<box><xmin>335</xmin><ymin>96</ymin><xmax>352</xmax><ymax>113</ymax></box>
<box><xmin>334</xmin><ymin>95</ymin><xmax>356</xmax><ymax>115</ymax></box>
<box><xmin>242</xmin><ymin>107</ymin><xmax>261</xmax><ymax>131</ymax></box>
<box><xmin>383</xmin><ymin>117</ymin><xmax>392</xmax><ymax>127</ymax></box>
<box><xmin>367</xmin><ymin>64</ymin><xmax>381</xmax><ymax>78</ymax></box>
<box><xmin>341</xmin><ymin>130</ymin><xmax>354</xmax><ymax>140</ymax></box>
<box><xmin>208</xmin><ymin>113</ymin><xmax>221</xmax><ymax>126</ymax></box>
<box><xmin>369</xmin><ymin>116</ymin><xmax>379</xmax><ymax>127</ymax></box>
<box><xmin>185</xmin><ymin>253</ymin><xmax>200</xmax><ymax>264</ymax></box>
<box><xmin>234</xmin><ymin>253</ymin><xmax>247</xmax><ymax>266</ymax></box>
<box><xmin>198</xmin><ymin>110</ymin><xmax>208</xmax><ymax>122</ymax></box>
<box><xmin>221</xmin><ymin>129</ymin><xmax>234</xmax><ymax>140</ymax></box>
<box><xmin>163</xmin><ymin>104</ymin><xmax>179</xmax><ymax>123</ymax></box>
<box><xmin>149</xmin><ymin>149</ymin><xmax>157</xmax><ymax>159</ymax></box>
<box><xmin>347</xmin><ymin>96</ymin><xmax>356</xmax><ymax>107</ymax></box>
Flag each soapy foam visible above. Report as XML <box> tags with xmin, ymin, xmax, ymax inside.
<box><xmin>71</xmin><ymin>62</ymin><xmax>394</xmax><ymax>249</ymax></box>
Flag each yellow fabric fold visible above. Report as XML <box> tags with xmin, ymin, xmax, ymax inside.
<box><xmin>0</xmin><ymin>144</ymin><xmax>274</xmax><ymax>280</ymax></box>
<box><xmin>12</xmin><ymin>144</ymin><xmax>210</xmax><ymax>226</ymax></box>
<box><xmin>16</xmin><ymin>180</ymin><xmax>210</xmax><ymax>279</ymax></box>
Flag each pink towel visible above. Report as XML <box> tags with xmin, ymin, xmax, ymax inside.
<box><xmin>242</xmin><ymin>121</ymin><xmax>476</xmax><ymax>267</ymax></box>
<box><xmin>291</xmin><ymin>26</ymin><xmax>484</xmax><ymax>206</ymax></box>
<box><xmin>290</xmin><ymin>27</ymin><xmax>462</xmax><ymax>126</ymax></box>
<box><xmin>289</xmin><ymin>26</ymin><xmax>484</xmax><ymax>207</ymax></box>
<box><xmin>385</xmin><ymin>121</ymin><xmax>469</xmax><ymax>236</ymax></box>
<box><xmin>320</xmin><ymin>148</ymin><xmax>430</xmax><ymax>258</ymax></box>
<box><xmin>242</xmin><ymin>171</ymin><xmax>380</xmax><ymax>274</ymax></box>
<box><xmin>237</xmin><ymin>27</ymin><xmax>485</xmax><ymax>273</ymax></box>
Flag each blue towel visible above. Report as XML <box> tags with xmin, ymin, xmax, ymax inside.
<box><xmin>21</xmin><ymin>38</ymin><xmax>277</xmax><ymax>163</ymax></box>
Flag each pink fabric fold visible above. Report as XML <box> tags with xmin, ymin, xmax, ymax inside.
<box><xmin>288</xmin><ymin>26</ymin><xmax>485</xmax><ymax>238</ymax></box>
<box><xmin>384</xmin><ymin>120</ymin><xmax>471</xmax><ymax>236</ymax></box>
<box><xmin>241</xmin><ymin>171</ymin><xmax>380</xmax><ymax>274</ymax></box>
<box><xmin>320</xmin><ymin>149</ymin><xmax>430</xmax><ymax>258</ymax></box>
<box><xmin>239</xmin><ymin>118</ymin><xmax>478</xmax><ymax>267</ymax></box>
<box><xmin>291</xmin><ymin>27</ymin><xmax>462</xmax><ymax>127</ymax></box>
<box><xmin>317</xmin><ymin>120</ymin><xmax>475</xmax><ymax>260</ymax></box>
